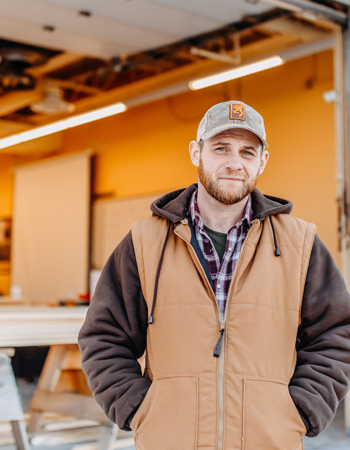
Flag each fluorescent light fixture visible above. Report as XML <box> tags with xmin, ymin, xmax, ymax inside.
<box><xmin>189</xmin><ymin>56</ymin><xmax>284</xmax><ymax>91</ymax></box>
<box><xmin>0</xmin><ymin>102</ymin><xmax>127</xmax><ymax>150</ymax></box>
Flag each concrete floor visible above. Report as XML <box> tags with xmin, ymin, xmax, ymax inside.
<box><xmin>0</xmin><ymin>379</ymin><xmax>136</xmax><ymax>450</ymax></box>
<box><xmin>2</xmin><ymin>379</ymin><xmax>350</xmax><ymax>450</ymax></box>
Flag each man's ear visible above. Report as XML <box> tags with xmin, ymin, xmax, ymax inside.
<box><xmin>259</xmin><ymin>150</ymin><xmax>269</xmax><ymax>175</ymax></box>
<box><xmin>189</xmin><ymin>141</ymin><xmax>200</xmax><ymax>167</ymax></box>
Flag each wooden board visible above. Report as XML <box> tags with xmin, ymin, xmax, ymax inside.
<box><xmin>92</xmin><ymin>192</ymin><xmax>164</xmax><ymax>269</ymax></box>
<box><xmin>0</xmin><ymin>306</ymin><xmax>88</xmax><ymax>347</ymax></box>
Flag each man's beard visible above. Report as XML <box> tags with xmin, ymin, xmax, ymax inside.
<box><xmin>198</xmin><ymin>158</ymin><xmax>259</xmax><ymax>205</ymax></box>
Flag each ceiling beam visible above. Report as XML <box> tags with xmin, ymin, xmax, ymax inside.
<box><xmin>238</xmin><ymin>33</ymin><xmax>303</xmax><ymax>60</ymax></box>
<box><xmin>258</xmin><ymin>17</ymin><xmax>332</xmax><ymax>40</ymax></box>
<box><xmin>26</xmin><ymin>53</ymin><xmax>84</xmax><ymax>77</ymax></box>
<box><xmin>46</xmin><ymin>79</ymin><xmax>101</xmax><ymax>95</ymax></box>
<box><xmin>0</xmin><ymin>53</ymin><xmax>86</xmax><ymax>118</ymax></box>
<box><xmin>30</xmin><ymin>59</ymin><xmax>229</xmax><ymax>123</ymax></box>
<box><xmin>0</xmin><ymin>89</ymin><xmax>42</xmax><ymax>117</ymax></box>
<box><xmin>0</xmin><ymin>76</ymin><xmax>99</xmax><ymax>119</ymax></box>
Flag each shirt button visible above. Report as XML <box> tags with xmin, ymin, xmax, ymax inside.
<box><xmin>217</xmin><ymin>284</ymin><xmax>221</xmax><ymax>289</ymax></box>
<box><xmin>228</xmin><ymin>247</ymin><xmax>233</xmax><ymax>252</ymax></box>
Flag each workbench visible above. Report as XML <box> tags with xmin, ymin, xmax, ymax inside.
<box><xmin>0</xmin><ymin>305</ymin><xmax>120</xmax><ymax>450</ymax></box>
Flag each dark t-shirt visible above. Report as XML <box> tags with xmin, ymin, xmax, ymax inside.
<box><xmin>204</xmin><ymin>225</ymin><xmax>227</xmax><ymax>263</ymax></box>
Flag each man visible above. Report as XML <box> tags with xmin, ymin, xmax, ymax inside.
<box><xmin>79</xmin><ymin>101</ymin><xmax>350</xmax><ymax>450</ymax></box>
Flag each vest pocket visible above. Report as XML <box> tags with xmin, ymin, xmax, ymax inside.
<box><xmin>242</xmin><ymin>378</ymin><xmax>306</xmax><ymax>450</ymax></box>
<box><xmin>131</xmin><ymin>375</ymin><xmax>198</xmax><ymax>450</ymax></box>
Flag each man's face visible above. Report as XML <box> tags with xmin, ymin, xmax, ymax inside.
<box><xmin>190</xmin><ymin>129</ymin><xmax>269</xmax><ymax>205</ymax></box>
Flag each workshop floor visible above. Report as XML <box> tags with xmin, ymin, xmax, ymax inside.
<box><xmin>0</xmin><ymin>379</ymin><xmax>136</xmax><ymax>450</ymax></box>
<box><xmin>1</xmin><ymin>379</ymin><xmax>350</xmax><ymax>450</ymax></box>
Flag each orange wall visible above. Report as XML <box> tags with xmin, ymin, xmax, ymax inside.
<box><xmin>61</xmin><ymin>50</ymin><xmax>339</xmax><ymax>264</ymax></box>
<box><xmin>0</xmin><ymin>154</ymin><xmax>15</xmax><ymax>295</ymax></box>
<box><xmin>0</xmin><ymin>50</ymin><xmax>339</xmax><ymax>274</ymax></box>
<box><xmin>0</xmin><ymin>153</ymin><xmax>44</xmax><ymax>294</ymax></box>
<box><xmin>247</xmin><ymin>51</ymin><xmax>338</xmax><ymax>264</ymax></box>
<box><xmin>0</xmin><ymin>154</ymin><xmax>15</xmax><ymax>217</ymax></box>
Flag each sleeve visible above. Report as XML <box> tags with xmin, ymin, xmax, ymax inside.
<box><xmin>78</xmin><ymin>231</ymin><xmax>151</xmax><ymax>430</ymax></box>
<box><xmin>289</xmin><ymin>233</ymin><xmax>350</xmax><ymax>437</ymax></box>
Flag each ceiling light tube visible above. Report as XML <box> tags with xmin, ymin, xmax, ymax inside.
<box><xmin>0</xmin><ymin>102</ymin><xmax>127</xmax><ymax>150</ymax></box>
<box><xmin>189</xmin><ymin>56</ymin><xmax>284</xmax><ymax>91</ymax></box>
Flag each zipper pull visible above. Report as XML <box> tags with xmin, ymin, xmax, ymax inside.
<box><xmin>213</xmin><ymin>328</ymin><xmax>225</xmax><ymax>358</ymax></box>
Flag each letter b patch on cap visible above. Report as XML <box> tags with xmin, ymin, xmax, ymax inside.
<box><xmin>230</xmin><ymin>103</ymin><xmax>245</xmax><ymax>121</ymax></box>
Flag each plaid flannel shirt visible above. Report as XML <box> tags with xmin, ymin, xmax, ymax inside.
<box><xmin>188</xmin><ymin>190</ymin><xmax>253</xmax><ymax>319</ymax></box>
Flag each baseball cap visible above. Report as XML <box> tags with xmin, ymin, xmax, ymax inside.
<box><xmin>197</xmin><ymin>101</ymin><xmax>268</xmax><ymax>148</ymax></box>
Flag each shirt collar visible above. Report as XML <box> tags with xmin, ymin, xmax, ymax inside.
<box><xmin>188</xmin><ymin>189</ymin><xmax>204</xmax><ymax>230</ymax></box>
<box><xmin>188</xmin><ymin>189</ymin><xmax>253</xmax><ymax>231</ymax></box>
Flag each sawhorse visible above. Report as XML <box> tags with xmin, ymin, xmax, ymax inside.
<box><xmin>0</xmin><ymin>350</ymin><xmax>30</xmax><ymax>450</ymax></box>
<box><xmin>27</xmin><ymin>344</ymin><xmax>119</xmax><ymax>450</ymax></box>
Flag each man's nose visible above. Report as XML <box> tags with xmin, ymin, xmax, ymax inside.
<box><xmin>225</xmin><ymin>153</ymin><xmax>243</xmax><ymax>171</ymax></box>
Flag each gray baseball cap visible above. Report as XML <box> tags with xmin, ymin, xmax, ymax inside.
<box><xmin>197</xmin><ymin>100</ymin><xmax>268</xmax><ymax>148</ymax></box>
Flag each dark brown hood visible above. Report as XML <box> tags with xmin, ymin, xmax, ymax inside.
<box><xmin>150</xmin><ymin>184</ymin><xmax>293</xmax><ymax>222</ymax></box>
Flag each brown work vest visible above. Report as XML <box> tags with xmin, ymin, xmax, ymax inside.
<box><xmin>131</xmin><ymin>214</ymin><xmax>316</xmax><ymax>450</ymax></box>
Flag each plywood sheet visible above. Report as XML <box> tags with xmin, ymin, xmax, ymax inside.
<box><xmin>92</xmin><ymin>192</ymin><xmax>164</xmax><ymax>270</ymax></box>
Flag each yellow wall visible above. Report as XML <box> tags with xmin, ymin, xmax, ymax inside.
<box><xmin>0</xmin><ymin>50</ymin><xmax>339</xmax><ymax>286</ymax></box>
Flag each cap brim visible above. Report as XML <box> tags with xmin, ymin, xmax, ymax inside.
<box><xmin>201</xmin><ymin>123</ymin><xmax>268</xmax><ymax>148</ymax></box>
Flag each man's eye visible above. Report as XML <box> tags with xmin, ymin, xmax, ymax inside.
<box><xmin>216</xmin><ymin>147</ymin><xmax>226</xmax><ymax>152</ymax></box>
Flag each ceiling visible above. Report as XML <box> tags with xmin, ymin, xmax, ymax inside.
<box><xmin>0</xmin><ymin>0</ymin><xmax>273</xmax><ymax>58</ymax></box>
<box><xmin>0</xmin><ymin>0</ymin><xmax>344</xmax><ymax>153</ymax></box>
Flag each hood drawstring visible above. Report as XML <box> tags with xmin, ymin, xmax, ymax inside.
<box><xmin>148</xmin><ymin>220</ymin><xmax>171</xmax><ymax>325</ymax></box>
<box><xmin>269</xmin><ymin>215</ymin><xmax>281</xmax><ymax>257</ymax></box>
<box><xmin>148</xmin><ymin>215</ymin><xmax>280</xmax><ymax>324</ymax></box>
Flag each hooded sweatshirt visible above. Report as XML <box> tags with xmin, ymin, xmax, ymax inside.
<box><xmin>78</xmin><ymin>185</ymin><xmax>350</xmax><ymax>441</ymax></box>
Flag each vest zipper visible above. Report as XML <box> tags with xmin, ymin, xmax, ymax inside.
<box><xmin>216</xmin><ymin>219</ymin><xmax>260</xmax><ymax>450</ymax></box>
<box><xmin>217</xmin><ymin>317</ymin><xmax>225</xmax><ymax>450</ymax></box>
<box><xmin>214</xmin><ymin>326</ymin><xmax>225</xmax><ymax>357</ymax></box>
<box><xmin>175</xmin><ymin>219</ymin><xmax>260</xmax><ymax>450</ymax></box>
